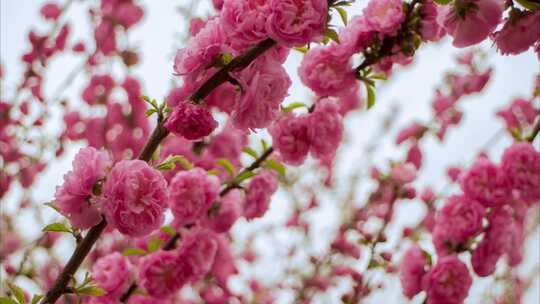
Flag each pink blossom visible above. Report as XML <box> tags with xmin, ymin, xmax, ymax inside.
<box><xmin>496</xmin><ymin>98</ymin><xmax>540</xmax><ymax>133</ymax></box>
<box><xmin>211</xmin><ymin>236</ymin><xmax>238</xmax><ymax>288</ymax></box>
<box><xmin>204</xmin><ymin>189</ymin><xmax>243</xmax><ymax>233</ymax></box>
<box><xmin>448</xmin><ymin>69</ymin><xmax>491</xmax><ymax>97</ymax></box>
<box><xmin>406</xmin><ymin>143</ymin><xmax>422</xmax><ymax>169</ymax></box>
<box><xmin>269</xmin><ymin>113</ymin><xmax>310</xmax><ymax>165</ymax></box>
<box><xmin>206</xmin><ymin>123</ymin><xmax>248</xmax><ymax>165</ymax></box>
<box><xmin>419</xmin><ymin>0</ymin><xmax>445</xmax><ymax>42</ymax></box>
<box><xmin>55</xmin><ymin>147</ymin><xmax>111</xmax><ymax>229</ymax></box>
<box><xmin>221</xmin><ymin>0</ymin><xmax>270</xmax><ymax>49</ymax></box>
<box><xmin>165</xmin><ymin>101</ymin><xmax>218</xmax><ymax>140</ymax></box>
<box><xmin>138</xmin><ymin>250</ymin><xmax>191</xmax><ymax>298</ymax></box>
<box><xmin>174</xmin><ymin>18</ymin><xmax>226</xmax><ymax>77</ymax></box>
<box><xmin>336</xmin><ymin>84</ymin><xmax>363</xmax><ymax>115</ymax></box>
<box><xmin>390</xmin><ymin>163</ymin><xmax>417</xmax><ymax>185</ymax></box>
<box><xmin>471</xmin><ymin>206</ymin><xmax>514</xmax><ymax>276</ymax></box>
<box><xmin>363</xmin><ymin>0</ymin><xmax>405</xmax><ymax>35</ymax></box>
<box><xmin>423</xmin><ymin>256</ymin><xmax>472</xmax><ymax>304</ymax></box>
<box><xmin>460</xmin><ymin>158</ymin><xmax>511</xmax><ymax>207</ymax></box>
<box><xmin>0</xmin><ymin>232</ymin><xmax>20</xmax><ymax>260</ymax></box>
<box><xmin>432</xmin><ymin>195</ymin><xmax>484</xmax><ymax>255</ymax></box>
<box><xmin>331</xmin><ymin>232</ymin><xmax>361</xmax><ymax>259</ymax></box>
<box><xmin>266</xmin><ymin>0</ymin><xmax>328</xmax><ymax>47</ymax></box>
<box><xmin>338</xmin><ymin>16</ymin><xmax>374</xmax><ymax>55</ymax></box>
<box><xmin>92</xmin><ymin>253</ymin><xmax>133</xmax><ymax>298</ymax></box>
<box><xmin>168</xmin><ymin>168</ymin><xmax>220</xmax><ymax>226</ymax></box>
<box><xmin>420</xmin><ymin>187</ymin><xmax>435</xmax><ymax>203</ymax></box>
<box><xmin>41</xmin><ymin>3</ymin><xmax>61</xmax><ymax>20</ymax></box>
<box><xmin>244</xmin><ymin>170</ymin><xmax>279</xmax><ymax>219</ymax></box>
<box><xmin>232</xmin><ymin>55</ymin><xmax>291</xmax><ymax>130</ymax></box>
<box><xmin>443</xmin><ymin>0</ymin><xmax>503</xmax><ymax>47</ymax></box>
<box><xmin>299</xmin><ymin>45</ymin><xmax>357</xmax><ymax>97</ymax></box>
<box><xmin>179</xmin><ymin>228</ymin><xmax>219</xmax><ymax>280</ymax></box>
<box><xmin>501</xmin><ymin>142</ymin><xmax>540</xmax><ymax>204</ymax></box>
<box><xmin>400</xmin><ymin>246</ymin><xmax>428</xmax><ymax>299</ymax></box>
<box><xmin>307</xmin><ymin>99</ymin><xmax>343</xmax><ymax>160</ymax></box>
<box><xmin>113</xmin><ymin>2</ymin><xmax>144</xmax><ymax>29</ymax></box>
<box><xmin>493</xmin><ymin>10</ymin><xmax>540</xmax><ymax>55</ymax></box>
<box><xmin>95</xmin><ymin>21</ymin><xmax>116</xmax><ymax>55</ymax></box>
<box><xmin>82</xmin><ymin>75</ymin><xmax>115</xmax><ymax>105</ymax></box>
<box><xmin>447</xmin><ymin>166</ymin><xmax>462</xmax><ymax>182</ymax></box>
<box><xmin>99</xmin><ymin>160</ymin><xmax>168</xmax><ymax>237</ymax></box>
<box><xmin>395</xmin><ymin>122</ymin><xmax>428</xmax><ymax>145</ymax></box>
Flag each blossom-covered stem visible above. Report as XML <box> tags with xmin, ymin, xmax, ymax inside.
<box><xmin>355</xmin><ymin>0</ymin><xmax>422</xmax><ymax>73</ymax></box>
<box><xmin>42</xmin><ymin>218</ymin><xmax>107</xmax><ymax>304</ymax></box>
<box><xmin>43</xmin><ymin>37</ymin><xmax>278</xmax><ymax>304</ymax></box>
<box><xmin>189</xmin><ymin>38</ymin><xmax>276</xmax><ymax>103</ymax></box>
<box><xmin>221</xmin><ymin>147</ymin><xmax>275</xmax><ymax>196</ymax></box>
<box><xmin>121</xmin><ymin>146</ymin><xmax>276</xmax><ymax>302</ymax></box>
<box><xmin>526</xmin><ymin>116</ymin><xmax>540</xmax><ymax>142</ymax></box>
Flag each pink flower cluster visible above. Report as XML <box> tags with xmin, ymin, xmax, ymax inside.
<box><xmin>168</xmin><ymin>168</ymin><xmax>220</xmax><ymax>226</ymax></box>
<box><xmin>55</xmin><ymin>147</ymin><xmax>111</xmax><ymax>229</ymax></box>
<box><xmin>98</xmin><ymin>160</ymin><xmax>168</xmax><ymax>237</ymax></box>
<box><xmin>400</xmin><ymin>249</ymin><xmax>472</xmax><ymax>303</ymax></box>
<box><xmin>94</xmin><ymin>0</ymin><xmax>143</xmax><ymax>55</ymax></box>
<box><xmin>137</xmin><ymin>229</ymin><xmax>223</xmax><ymax>298</ymax></box>
<box><xmin>92</xmin><ymin>253</ymin><xmax>133</xmax><ymax>299</ymax></box>
<box><xmin>270</xmin><ymin>99</ymin><xmax>344</xmax><ymax>165</ymax></box>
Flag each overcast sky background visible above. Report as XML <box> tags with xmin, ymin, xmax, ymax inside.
<box><xmin>1</xmin><ymin>0</ymin><xmax>539</xmax><ymax>303</ymax></box>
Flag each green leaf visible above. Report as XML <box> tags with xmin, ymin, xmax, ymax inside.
<box><xmin>293</xmin><ymin>46</ymin><xmax>309</xmax><ymax>53</ymax></box>
<box><xmin>515</xmin><ymin>0</ymin><xmax>540</xmax><ymax>9</ymax></box>
<box><xmin>433</xmin><ymin>0</ymin><xmax>451</xmax><ymax>4</ymax></box>
<box><xmin>30</xmin><ymin>295</ymin><xmax>43</xmax><ymax>304</ymax></box>
<box><xmin>156</xmin><ymin>155</ymin><xmax>193</xmax><ymax>171</ymax></box>
<box><xmin>171</xmin><ymin>155</ymin><xmax>193</xmax><ymax>170</ymax></box>
<box><xmin>235</xmin><ymin>170</ymin><xmax>257</xmax><ymax>183</ymax></box>
<box><xmin>261</xmin><ymin>139</ymin><xmax>269</xmax><ymax>151</ymax></box>
<box><xmin>122</xmin><ymin>248</ymin><xmax>147</xmax><ymax>256</ymax></box>
<box><xmin>370</xmin><ymin>73</ymin><xmax>387</xmax><ymax>81</ymax></box>
<box><xmin>76</xmin><ymin>286</ymin><xmax>106</xmax><ymax>296</ymax></box>
<box><xmin>221</xmin><ymin>53</ymin><xmax>234</xmax><ymax>65</ymax></box>
<box><xmin>7</xmin><ymin>283</ymin><xmax>26</xmax><ymax>304</ymax></box>
<box><xmin>0</xmin><ymin>297</ymin><xmax>18</xmax><ymax>304</ymax></box>
<box><xmin>324</xmin><ymin>28</ymin><xmax>340</xmax><ymax>43</ymax></box>
<box><xmin>145</xmin><ymin>108</ymin><xmax>157</xmax><ymax>117</ymax></box>
<box><xmin>42</xmin><ymin>222</ymin><xmax>71</xmax><ymax>233</ymax></box>
<box><xmin>332</xmin><ymin>0</ymin><xmax>353</xmax><ymax>6</ymax></box>
<box><xmin>44</xmin><ymin>202</ymin><xmax>61</xmax><ymax>214</ymax></box>
<box><xmin>160</xmin><ymin>225</ymin><xmax>176</xmax><ymax>236</ymax></box>
<box><xmin>207</xmin><ymin>169</ymin><xmax>221</xmax><ymax>176</ymax></box>
<box><xmin>242</xmin><ymin>147</ymin><xmax>258</xmax><ymax>159</ymax></box>
<box><xmin>281</xmin><ymin>102</ymin><xmax>307</xmax><ymax>113</ymax></box>
<box><xmin>367</xmin><ymin>259</ymin><xmax>383</xmax><ymax>269</ymax></box>
<box><xmin>421</xmin><ymin>249</ymin><xmax>433</xmax><ymax>266</ymax></box>
<box><xmin>366</xmin><ymin>84</ymin><xmax>376</xmax><ymax>110</ymax></box>
<box><xmin>264</xmin><ymin>159</ymin><xmax>286</xmax><ymax>177</ymax></box>
<box><xmin>216</xmin><ymin>159</ymin><xmax>236</xmax><ymax>178</ymax></box>
<box><xmin>147</xmin><ymin>238</ymin><xmax>162</xmax><ymax>253</ymax></box>
<box><xmin>335</xmin><ymin>7</ymin><xmax>348</xmax><ymax>25</ymax></box>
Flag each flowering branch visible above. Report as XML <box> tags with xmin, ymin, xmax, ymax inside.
<box><xmin>41</xmin><ymin>36</ymin><xmax>280</xmax><ymax>304</ymax></box>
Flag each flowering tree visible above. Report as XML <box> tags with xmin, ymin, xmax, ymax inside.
<box><xmin>1</xmin><ymin>0</ymin><xmax>539</xmax><ymax>303</ymax></box>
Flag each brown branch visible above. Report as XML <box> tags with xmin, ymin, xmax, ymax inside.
<box><xmin>526</xmin><ymin>116</ymin><xmax>540</xmax><ymax>143</ymax></box>
<box><xmin>42</xmin><ymin>218</ymin><xmax>107</xmax><ymax>303</ymax></box>
<box><xmin>189</xmin><ymin>38</ymin><xmax>276</xmax><ymax>103</ymax></box>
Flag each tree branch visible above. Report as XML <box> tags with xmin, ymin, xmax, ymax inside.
<box><xmin>42</xmin><ymin>218</ymin><xmax>107</xmax><ymax>303</ymax></box>
<box><xmin>42</xmin><ymin>38</ymin><xmax>279</xmax><ymax>304</ymax></box>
